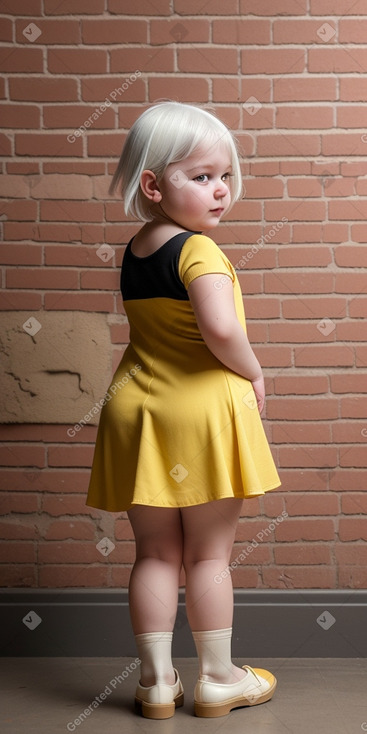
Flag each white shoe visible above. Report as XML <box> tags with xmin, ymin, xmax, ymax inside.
<box><xmin>194</xmin><ymin>665</ymin><xmax>277</xmax><ymax>718</ymax></box>
<box><xmin>135</xmin><ymin>668</ymin><xmax>184</xmax><ymax>719</ymax></box>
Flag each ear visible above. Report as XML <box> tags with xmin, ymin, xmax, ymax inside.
<box><xmin>140</xmin><ymin>170</ymin><xmax>162</xmax><ymax>203</ymax></box>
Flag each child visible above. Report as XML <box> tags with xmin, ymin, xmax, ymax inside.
<box><xmin>86</xmin><ymin>101</ymin><xmax>281</xmax><ymax>719</ymax></box>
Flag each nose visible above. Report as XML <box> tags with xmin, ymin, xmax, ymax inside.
<box><xmin>214</xmin><ymin>178</ymin><xmax>228</xmax><ymax>198</ymax></box>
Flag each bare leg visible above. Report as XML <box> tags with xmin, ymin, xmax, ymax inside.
<box><xmin>127</xmin><ymin>505</ymin><xmax>183</xmax><ymax>685</ymax></box>
<box><xmin>181</xmin><ymin>498</ymin><xmax>247</xmax><ymax>684</ymax></box>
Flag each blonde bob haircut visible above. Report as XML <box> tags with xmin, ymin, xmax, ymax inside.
<box><xmin>109</xmin><ymin>101</ymin><xmax>244</xmax><ymax>222</ymax></box>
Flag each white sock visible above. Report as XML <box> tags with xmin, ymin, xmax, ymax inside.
<box><xmin>192</xmin><ymin>628</ymin><xmax>247</xmax><ymax>683</ymax></box>
<box><xmin>135</xmin><ymin>631</ymin><xmax>175</xmax><ymax>685</ymax></box>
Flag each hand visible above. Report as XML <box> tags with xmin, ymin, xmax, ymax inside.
<box><xmin>251</xmin><ymin>374</ymin><xmax>265</xmax><ymax>414</ymax></box>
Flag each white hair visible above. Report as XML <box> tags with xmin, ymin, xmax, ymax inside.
<box><xmin>109</xmin><ymin>101</ymin><xmax>244</xmax><ymax>221</ymax></box>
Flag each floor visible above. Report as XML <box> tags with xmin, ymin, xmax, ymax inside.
<box><xmin>1</xmin><ymin>657</ymin><xmax>366</xmax><ymax>734</ymax></box>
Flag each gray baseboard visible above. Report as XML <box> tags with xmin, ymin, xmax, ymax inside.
<box><xmin>0</xmin><ymin>589</ymin><xmax>366</xmax><ymax>658</ymax></box>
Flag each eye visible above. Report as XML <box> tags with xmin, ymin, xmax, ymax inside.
<box><xmin>194</xmin><ymin>174</ymin><xmax>209</xmax><ymax>183</ymax></box>
<box><xmin>222</xmin><ymin>172</ymin><xmax>232</xmax><ymax>181</ymax></box>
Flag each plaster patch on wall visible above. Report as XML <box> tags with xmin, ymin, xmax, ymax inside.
<box><xmin>0</xmin><ymin>312</ymin><xmax>113</xmax><ymax>424</ymax></box>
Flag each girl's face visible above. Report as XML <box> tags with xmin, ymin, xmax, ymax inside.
<box><xmin>156</xmin><ymin>141</ymin><xmax>233</xmax><ymax>231</ymax></box>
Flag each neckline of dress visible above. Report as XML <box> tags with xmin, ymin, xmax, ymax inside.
<box><xmin>128</xmin><ymin>230</ymin><xmax>201</xmax><ymax>260</ymax></box>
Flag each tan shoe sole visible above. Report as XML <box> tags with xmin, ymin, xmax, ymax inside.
<box><xmin>194</xmin><ymin>673</ymin><xmax>277</xmax><ymax>718</ymax></box>
<box><xmin>135</xmin><ymin>691</ymin><xmax>184</xmax><ymax>719</ymax></box>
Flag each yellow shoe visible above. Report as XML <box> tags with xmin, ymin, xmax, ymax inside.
<box><xmin>194</xmin><ymin>665</ymin><xmax>277</xmax><ymax>718</ymax></box>
<box><xmin>135</xmin><ymin>668</ymin><xmax>184</xmax><ymax>719</ymax></box>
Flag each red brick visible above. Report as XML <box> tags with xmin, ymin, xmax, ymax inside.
<box><xmin>340</xmin><ymin>445</ymin><xmax>367</xmax><ymax>467</ymax></box>
<box><xmin>80</xmin><ymin>270</ymin><xmax>119</xmax><ymax>290</ymax></box>
<box><xmin>340</xmin><ymin>77</ymin><xmax>367</xmax><ymax>102</ymax></box>
<box><xmin>0</xmin><ymin>18</ymin><xmax>12</xmax><ymax>42</ymax></box>
<box><xmin>295</xmin><ymin>345</ymin><xmax>355</xmax><ymax>367</ymax></box>
<box><xmin>277</xmin><ymin>105</ymin><xmax>333</xmax><ymax>129</ymax></box>
<box><xmin>0</xmin><ymin>542</ymin><xmax>36</xmax><ymax>563</ymax></box>
<box><xmin>353</xmin><ymin>224</ymin><xmax>367</xmax><ymax>243</ymax></box>
<box><xmin>9</xmin><ymin>77</ymin><xmax>78</xmax><ymax>102</ymax></box>
<box><xmin>350</xmin><ymin>299</ymin><xmax>367</xmax><ymax>318</ymax></box>
<box><xmin>258</xmin><ymin>133</ymin><xmax>321</xmax><ymax>157</ymax></box>
<box><xmin>341</xmin><ymin>493</ymin><xmax>367</xmax><ymax>515</ymax></box>
<box><xmin>0</xmin><ymin>133</ymin><xmax>11</xmax><ymax>156</ymax></box>
<box><xmin>149</xmin><ymin>76</ymin><xmax>209</xmax><ymax>103</ymax></box>
<box><xmin>341</xmin><ymin>395</ymin><xmax>367</xmax><ymax>418</ymax></box>
<box><xmin>44</xmin><ymin>520</ymin><xmax>95</xmax><ymax>540</ymax></box>
<box><xmin>273</xmin><ymin>19</ymin><xmax>336</xmax><ymax>44</ymax></box>
<box><xmin>264</xmin><ymin>271</ymin><xmax>333</xmax><ymax>293</ymax></box>
<box><xmin>274</xmin><ymin>375</ymin><xmax>328</xmax><ymax>395</ymax></box>
<box><xmin>331</xmin><ymin>374</ymin><xmax>367</xmax><ymax>393</ymax></box>
<box><xmin>178</xmin><ymin>47</ymin><xmax>237</xmax><ymax>74</ymax></box>
<box><xmin>339</xmin><ymin>567</ymin><xmax>367</xmax><ymax>589</ymax></box>
<box><xmin>240</xmin><ymin>79</ymin><xmax>272</xmax><ymax>104</ymax></box>
<box><xmin>87</xmin><ymin>133</ymin><xmax>128</xmax><ymax>157</ymax></box>
<box><xmin>265</xmin><ymin>200</ymin><xmax>326</xmax><ymax>221</ymax></box>
<box><xmin>0</xmin><ymin>520</ymin><xmax>37</xmax><ymax>539</ymax></box>
<box><xmin>15</xmin><ymin>134</ymin><xmax>83</xmax><ymax>157</ymax></box>
<box><xmin>339</xmin><ymin>518</ymin><xmax>367</xmax><ymax>542</ymax></box>
<box><xmin>241</xmin><ymin>0</ymin><xmax>307</xmax><ymax>14</ymax></box>
<box><xmin>335</xmin><ymin>272</ymin><xmax>367</xmax><ymax>293</ymax></box>
<box><xmin>175</xmin><ymin>0</ymin><xmax>237</xmax><ymax>13</ymax></box>
<box><xmin>285</xmin><ymin>494</ymin><xmax>339</xmax><ymax>516</ymax></box>
<box><xmin>275</xmin><ymin>544</ymin><xmax>332</xmax><ymax>565</ymax></box>
<box><xmin>109</xmin><ymin>0</ymin><xmax>171</xmax><ymax>13</ymax></box>
<box><xmin>44</xmin><ymin>245</ymin><xmax>108</xmax><ymax>267</ymax></box>
<box><xmin>245</xmin><ymin>297</ymin><xmax>280</xmax><ymax>319</ymax></box>
<box><xmin>16</xmin><ymin>19</ymin><xmax>81</xmax><ymax>44</ymax></box>
<box><xmin>40</xmin><ymin>201</ymin><xmax>103</xmax><ymax>222</ymax></box>
<box><xmin>0</xmin><ymin>104</ymin><xmax>40</xmax><ymax>129</ymax></box>
<box><xmin>263</xmin><ymin>566</ymin><xmax>335</xmax><ymax>589</ymax></box>
<box><xmin>0</xmin><ymin>566</ymin><xmax>36</xmax><ymax>587</ymax></box>
<box><xmin>6</xmin><ymin>268</ymin><xmax>79</xmax><ymax>290</ymax></box>
<box><xmin>253</xmin><ymin>345</ymin><xmax>291</xmax><ymax>367</ymax></box>
<box><xmin>45</xmin><ymin>0</ymin><xmax>105</xmax><ymax>13</ymax></box>
<box><xmin>269</xmin><ymin>321</ymin><xmax>335</xmax><ymax>343</ymax></box>
<box><xmin>291</xmin><ymin>224</ymin><xmax>323</xmax><ymax>242</ymax></box>
<box><xmin>44</xmin><ymin>293</ymin><xmax>115</xmax><ymax>312</ymax></box>
<box><xmin>39</xmin><ymin>565</ymin><xmax>109</xmax><ymax>587</ymax></box>
<box><xmin>48</xmin><ymin>48</ymin><xmax>107</xmax><ymax>74</ymax></box>
<box><xmin>273</xmin><ymin>77</ymin><xmax>337</xmax><ymax>102</ymax></box>
<box><xmin>213</xmin><ymin>19</ymin><xmax>270</xmax><ymax>44</ymax></box>
<box><xmin>278</xmin><ymin>246</ymin><xmax>331</xmax><ymax>267</ymax></box>
<box><xmin>43</xmin><ymin>105</ymin><xmax>115</xmax><ymax>130</ymax></box>
<box><xmin>355</xmin><ymin>345</ymin><xmax>367</xmax><ymax>367</ymax></box>
<box><xmin>0</xmin><ymin>201</ymin><xmax>37</xmax><ymax>221</ymax></box>
<box><xmin>310</xmin><ymin>47</ymin><xmax>367</xmax><ymax>74</ymax></box>
<box><xmin>151</xmin><ymin>18</ymin><xmax>209</xmax><ymax>45</ymax></box>
<box><xmin>337</xmin><ymin>322</ymin><xmax>367</xmax><ymax>342</ymax></box>
<box><xmin>82</xmin><ymin>18</ymin><xmax>147</xmax><ymax>44</ymax></box>
<box><xmin>267</xmin><ymin>398</ymin><xmax>338</xmax><ymax>421</ymax></box>
<box><xmin>0</xmin><ymin>492</ymin><xmax>39</xmax><ymax>514</ymax></box>
<box><xmin>310</xmin><ymin>0</ymin><xmax>367</xmax><ymax>13</ymax></box>
<box><xmin>275</xmin><ymin>518</ymin><xmax>335</xmax><ymax>542</ymax></box>
<box><xmin>287</xmin><ymin>178</ymin><xmax>322</xmax><ymax>197</ymax></box>
<box><xmin>279</xmin><ymin>446</ymin><xmax>337</xmax><ymax>469</ymax></box>
<box><xmin>242</xmin><ymin>49</ymin><xmax>305</xmax><ymax>74</ymax></box>
<box><xmin>282</xmin><ymin>296</ymin><xmax>347</xmax><ymax>319</ymax></box>
<box><xmin>333</xmin><ymin>422</ymin><xmax>367</xmax><ymax>445</ymax></box>
<box><xmin>0</xmin><ymin>291</ymin><xmax>42</xmax><ymax>311</ymax></box>
<box><xmin>323</xmin><ymin>134</ymin><xmax>367</xmax><ymax>157</ymax></box>
<box><xmin>42</xmin><ymin>494</ymin><xmax>100</xmax><ymax>516</ymax></box>
<box><xmin>0</xmin><ymin>445</ymin><xmax>45</xmax><ymax>467</ymax></box>
<box><xmin>82</xmin><ymin>78</ymin><xmax>145</xmax><ymax>103</ymax></box>
<box><xmin>110</xmin><ymin>47</ymin><xmax>173</xmax><ymax>73</ymax></box>
<box><xmin>0</xmin><ymin>47</ymin><xmax>43</xmax><ymax>73</ymax></box>
<box><xmin>273</xmin><ymin>423</ymin><xmax>331</xmax><ymax>444</ymax></box>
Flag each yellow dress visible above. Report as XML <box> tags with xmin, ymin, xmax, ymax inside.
<box><xmin>86</xmin><ymin>232</ymin><xmax>280</xmax><ymax>512</ymax></box>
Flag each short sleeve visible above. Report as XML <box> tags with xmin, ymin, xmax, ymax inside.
<box><xmin>178</xmin><ymin>234</ymin><xmax>236</xmax><ymax>291</ymax></box>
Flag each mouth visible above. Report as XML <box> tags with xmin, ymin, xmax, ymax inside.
<box><xmin>210</xmin><ymin>208</ymin><xmax>224</xmax><ymax>215</ymax></box>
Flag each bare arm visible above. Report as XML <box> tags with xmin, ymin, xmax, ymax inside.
<box><xmin>187</xmin><ymin>273</ymin><xmax>265</xmax><ymax>412</ymax></box>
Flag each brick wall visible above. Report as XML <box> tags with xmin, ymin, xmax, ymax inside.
<box><xmin>1</xmin><ymin>0</ymin><xmax>367</xmax><ymax>590</ymax></box>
